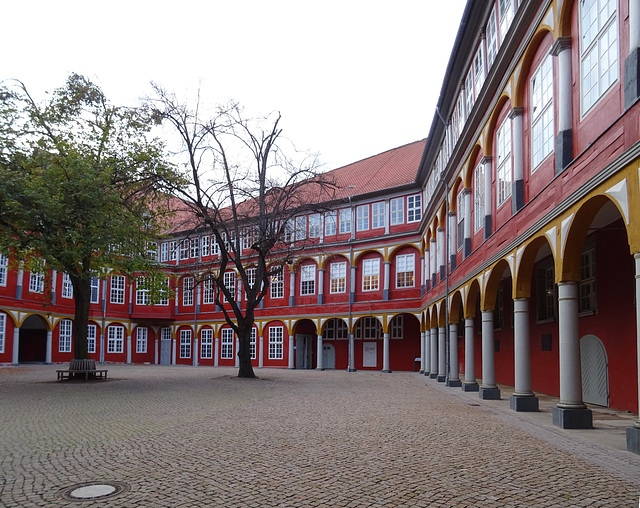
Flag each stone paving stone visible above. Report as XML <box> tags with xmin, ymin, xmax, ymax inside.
<box><xmin>0</xmin><ymin>365</ymin><xmax>639</xmax><ymax>507</ymax></box>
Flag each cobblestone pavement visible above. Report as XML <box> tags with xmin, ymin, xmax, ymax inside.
<box><xmin>0</xmin><ymin>365</ymin><xmax>639</xmax><ymax>507</ymax></box>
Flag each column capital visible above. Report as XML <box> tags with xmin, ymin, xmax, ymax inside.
<box><xmin>508</xmin><ymin>107</ymin><xmax>524</xmax><ymax>119</ymax></box>
<box><xmin>551</xmin><ymin>36</ymin><xmax>572</xmax><ymax>56</ymax></box>
<box><xmin>481</xmin><ymin>155</ymin><xmax>493</xmax><ymax>165</ymax></box>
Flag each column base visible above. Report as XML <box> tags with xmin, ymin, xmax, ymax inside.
<box><xmin>381</xmin><ymin>369</ymin><xmax>392</xmax><ymax>373</ymax></box>
<box><xmin>445</xmin><ymin>377</ymin><xmax>462</xmax><ymax>387</ymax></box>
<box><xmin>437</xmin><ymin>375</ymin><xmax>446</xmax><ymax>383</ymax></box>
<box><xmin>552</xmin><ymin>407</ymin><xmax>593</xmax><ymax>429</ymax></box>
<box><xmin>461</xmin><ymin>381</ymin><xmax>479</xmax><ymax>392</ymax></box>
<box><xmin>510</xmin><ymin>394</ymin><xmax>539</xmax><ymax>412</ymax></box>
<box><xmin>626</xmin><ymin>426</ymin><xmax>640</xmax><ymax>455</ymax></box>
<box><xmin>429</xmin><ymin>373</ymin><xmax>438</xmax><ymax>379</ymax></box>
<box><xmin>479</xmin><ymin>387</ymin><xmax>501</xmax><ymax>400</ymax></box>
<box><xmin>315</xmin><ymin>368</ymin><xmax>325</xmax><ymax>371</ymax></box>
<box><xmin>347</xmin><ymin>368</ymin><xmax>357</xmax><ymax>373</ymax></box>
<box><xmin>418</xmin><ymin>369</ymin><xmax>424</xmax><ymax>374</ymax></box>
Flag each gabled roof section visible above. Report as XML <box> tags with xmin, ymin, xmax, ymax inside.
<box><xmin>326</xmin><ymin>139</ymin><xmax>426</xmax><ymax>200</ymax></box>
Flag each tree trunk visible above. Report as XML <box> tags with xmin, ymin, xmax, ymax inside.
<box><xmin>236</xmin><ymin>319</ymin><xmax>256</xmax><ymax>378</ymax></box>
<box><xmin>70</xmin><ymin>274</ymin><xmax>91</xmax><ymax>360</ymax></box>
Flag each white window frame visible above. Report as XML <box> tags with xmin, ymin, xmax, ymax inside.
<box><xmin>183</xmin><ymin>277</ymin><xmax>194</xmax><ymax>306</ymax></box>
<box><xmin>330</xmin><ymin>261</ymin><xmax>347</xmax><ymax>294</ymax></box>
<box><xmin>390</xmin><ymin>198</ymin><xmax>404</xmax><ymax>226</ymax></box>
<box><xmin>110</xmin><ymin>275</ymin><xmax>125</xmax><ymax>304</ymax></box>
<box><xmin>201</xmin><ymin>328</ymin><xmax>213</xmax><ymax>359</ymax></box>
<box><xmin>169</xmin><ymin>241</ymin><xmax>177</xmax><ymax>261</ymax></box>
<box><xmin>0</xmin><ymin>253</ymin><xmax>8</xmax><ymax>287</ymax></box>
<box><xmin>396</xmin><ymin>254</ymin><xmax>415</xmax><ymax>289</ymax></box>
<box><xmin>160</xmin><ymin>242</ymin><xmax>169</xmax><ymax>262</ymax></box>
<box><xmin>309</xmin><ymin>214</ymin><xmax>321</xmax><ymax>238</ymax></box>
<box><xmin>457</xmin><ymin>192</ymin><xmax>465</xmax><ymax>252</ymax></box>
<box><xmin>474</xmin><ymin>163</ymin><xmax>485</xmax><ymax>233</ymax></box>
<box><xmin>59</xmin><ymin>319</ymin><xmax>72</xmax><ymax>353</ymax></box>
<box><xmin>498</xmin><ymin>0</ymin><xmax>515</xmax><ymax>44</ymax></box>
<box><xmin>579</xmin><ymin>0</ymin><xmax>618</xmax><ymax>115</ymax></box>
<box><xmin>362</xmin><ymin>258</ymin><xmax>380</xmax><ymax>291</ymax></box>
<box><xmin>223</xmin><ymin>271</ymin><xmax>235</xmax><ymax>303</ymax></box>
<box><xmin>90</xmin><ymin>276</ymin><xmax>100</xmax><ymax>304</ymax></box>
<box><xmin>221</xmin><ymin>328</ymin><xmax>234</xmax><ymax>359</ymax></box>
<box><xmin>87</xmin><ymin>324</ymin><xmax>96</xmax><ymax>354</ymax></box>
<box><xmin>136</xmin><ymin>277</ymin><xmax>150</xmax><ymax>306</ymax></box>
<box><xmin>136</xmin><ymin>327</ymin><xmax>148</xmax><ymax>354</ymax></box>
<box><xmin>473</xmin><ymin>43</ymin><xmax>486</xmax><ymax>98</ymax></box>
<box><xmin>339</xmin><ymin>208</ymin><xmax>352</xmax><ymax>234</ymax></box>
<box><xmin>201</xmin><ymin>236</ymin><xmax>210</xmax><ymax>257</ymax></box>
<box><xmin>531</xmin><ymin>54</ymin><xmax>554</xmax><ymax>170</ymax></box>
<box><xmin>407</xmin><ymin>194</ymin><xmax>422</xmax><ymax>223</ymax></box>
<box><xmin>271</xmin><ymin>273</ymin><xmax>284</xmax><ymax>299</ymax></box>
<box><xmin>107</xmin><ymin>325</ymin><xmax>124</xmax><ymax>354</ymax></box>
<box><xmin>29</xmin><ymin>267</ymin><xmax>45</xmax><ymax>294</ymax></box>
<box><xmin>179</xmin><ymin>239</ymin><xmax>189</xmax><ymax>260</ymax></box>
<box><xmin>356</xmin><ymin>205</ymin><xmax>369</xmax><ymax>231</ymax></box>
<box><xmin>324</xmin><ymin>211</ymin><xmax>337</xmax><ymax>236</ymax></box>
<box><xmin>190</xmin><ymin>238</ymin><xmax>199</xmax><ymax>258</ymax></box>
<box><xmin>268</xmin><ymin>326</ymin><xmax>284</xmax><ymax>360</ymax></box>
<box><xmin>295</xmin><ymin>216</ymin><xmax>307</xmax><ymax>241</ymax></box>
<box><xmin>486</xmin><ymin>5</ymin><xmax>498</xmax><ymax>69</ymax></box>
<box><xmin>371</xmin><ymin>202</ymin><xmax>385</xmax><ymax>229</ymax></box>
<box><xmin>180</xmin><ymin>329</ymin><xmax>191</xmax><ymax>358</ymax></box>
<box><xmin>158</xmin><ymin>277</ymin><xmax>170</xmax><ymax>306</ymax></box>
<box><xmin>496</xmin><ymin>116</ymin><xmax>513</xmax><ymax>207</ymax></box>
<box><xmin>250</xmin><ymin>328</ymin><xmax>257</xmax><ymax>359</ymax></box>
<box><xmin>300</xmin><ymin>265</ymin><xmax>316</xmax><ymax>296</ymax></box>
<box><xmin>203</xmin><ymin>277</ymin><xmax>215</xmax><ymax>305</ymax></box>
<box><xmin>0</xmin><ymin>312</ymin><xmax>5</xmax><ymax>353</ymax></box>
<box><xmin>61</xmin><ymin>273</ymin><xmax>73</xmax><ymax>299</ymax></box>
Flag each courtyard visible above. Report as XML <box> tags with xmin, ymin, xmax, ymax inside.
<box><xmin>0</xmin><ymin>365</ymin><xmax>638</xmax><ymax>507</ymax></box>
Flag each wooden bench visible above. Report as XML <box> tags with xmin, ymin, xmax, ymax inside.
<box><xmin>57</xmin><ymin>359</ymin><xmax>108</xmax><ymax>381</ymax></box>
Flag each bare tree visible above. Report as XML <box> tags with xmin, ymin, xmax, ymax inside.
<box><xmin>149</xmin><ymin>85</ymin><xmax>336</xmax><ymax>378</ymax></box>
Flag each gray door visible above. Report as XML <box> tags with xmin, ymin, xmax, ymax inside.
<box><xmin>580</xmin><ymin>334</ymin><xmax>609</xmax><ymax>407</ymax></box>
<box><xmin>296</xmin><ymin>334</ymin><xmax>312</xmax><ymax>369</ymax></box>
<box><xmin>322</xmin><ymin>344</ymin><xmax>335</xmax><ymax>369</ymax></box>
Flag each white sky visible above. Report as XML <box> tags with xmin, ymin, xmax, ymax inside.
<box><xmin>4</xmin><ymin>0</ymin><xmax>466</xmax><ymax>171</ymax></box>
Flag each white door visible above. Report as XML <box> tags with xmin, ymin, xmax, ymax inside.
<box><xmin>322</xmin><ymin>344</ymin><xmax>335</xmax><ymax>369</ymax></box>
<box><xmin>580</xmin><ymin>334</ymin><xmax>609</xmax><ymax>407</ymax></box>
<box><xmin>363</xmin><ymin>342</ymin><xmax>377</xmax><ymax>367</ymax></box>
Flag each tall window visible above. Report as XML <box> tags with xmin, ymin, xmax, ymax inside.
<box><xmin>356</xmin><ymin>205</ymin><xmax>369</xmax><ymax>231</ymax></box>
<box><xmin>357</xmin><ymin>317</ymin><xmax>381</xmax><ymax>339</ymax></box>
<box><xmin>29</xmin><ymin>266</ymin><xmax>45</xmax><ymax>294</ymax></box>
<box><xmin>494</xmin><ymin>284</ymin><xmax>504</xmax><ymax>330</ymax></box>
<box><xmin>496</xmin><ymin>117</ymin><xmax>513</xmax><ymax>206</ymax></box>
<box><xmin>201</xmin><ymin>328</ymin><xmax>213</xmax><ymax>359</ymax></box>
<box><xmin>0</xmin><ymin>312</ymin><xmax>5</xmax><ymax>353</ymax></box>
<box><xmin>201</xmin><ymin>236</ymin><xmax>210</xmax><ymax>257</ymax></box>
<box><xmin>87</xmin><ymin>324</ymin><xmax>96</xmax><ymax>354</ymax></box>
<box><xmin>407</xmin><ymin>195</ymin><xmax>422</xmax><ymax>222</ymax></box>
<box><xmin>250</xmin><ymin>328</ymin><xmax>257</xmax><ymax>359</ymax></box>
<box><xmin>473</xmin><ymin>44</ymin><xmax>485</xmax><ymax>97</ymax></box>
<box><xmin>295</xmin><ymin>216</ymin><xmax>307</xmax><ymax>241</ymax></box>
<box><xmin>325</xmin><ymin>211</ymin><xmax>337</xmax><ymax>236</ymax></box>
<box><xmin>161</xmin><ymin>242</ymin><xmax>169</xmax><ymax>262</ymax></box>
<box><xmin>579</xmin><ymin>248</ymin><xmax>597</xmax><ymax>314</ymax></box>
<box><xmin>246</xmin><ymin>267</ymin><xmax>256</xmax><ymax>291</ymax></box>
<box><xmin>330</xmin><ymin>261</ymin><xmax>347</xmax><ymax>294</ymax></box>
<box><xmin>107</xmin><ymin>325</ymin><xmax>124</xmax><ymax>354</ymax></box>
<box><xmin>300</xmin><ymin>265</ymin><xmax>316</xmax><ymax>295</ymax></box>
<box><xmin>271</xmin><ymin>273</ymin><xmax>284</xmax><ymax>299</ymax></box>
<box><xmin>223</xmin><ymin>271</ymin><xmax>236</xmax><ymax>302</ymax></box>
<box><xmin>465</xmin><ymin>71</ymin><xmax>475</xmax><ymax>118</ymax></box>
<box><xmin>59</xmin><ymin>319</ymin><xmax>72</xmax><ymax>353</ymax></box>
<box><xmin>580</xmin><ymin>0</ymin><xmax>618</xmax><ymax>114</ymax></box>
<box><xmin>396</xmin><ymin>254</ymin><xmax>415</xmax><ymax>288</ymax></box>
<box><xmin>169</xmin><ymin>241</ymin><xmax>177</xmax><ymax>261</ymax></box>
<box><xmin>110</xmin><ymin>275</ymin><xmax>125</xmax><ymax>304</ymax></box>
<box><xmin>61</xmin><ymin>273</ymin><xmax>73</xmax><ymax>299</ymax></box>
<box><xmin>269</xmin><ymin>326</ymin><xmax>284</xmax><ymax>359</ymax></box>
<box><xmin>309</xmin><ymin>214</ymin><xmax>321</xmax><ymax>238</ymax></box>
<box><xmin>183</xmin><ymin>277</ymin><xmax>194</xmax><ymax>306</ymax></box>
<box><xmin>457</xmin><ymin>192</ymin><xmax>465</xmax><ymax>251</ymax></box>
<box><xmin>474</xmin><ymin>164</ymin><xmax>485</xmax><ymax>232</ymax></box>
<box><xmin>362</xmin><ymin>258</ymin><xmax>380</xmax><ymax>291</ymax></box>
<box><xmin>189</xmin><ymin>238</ymin><xmax>199</xmax><ymax>258</ymax></box>
<box><xmin>391</xmin><ymin>315</ymin><xmax>403</xmax><ymax>339</ymax></box>
<box><xmin>203</xmin><ymin>277</ymin><xmax>215</xmax><ymax>305</ymax></box>
<box><xmin>536</xmin><ymin>263</ymin><xmax>556</xmax><ymax>321</ymax></box>
<box><xmin>339</xmin><ymin>209</ymin><xmax>352</xmax><ymax>234</ymax></box>
<box><xmin>498</xmin><ymin>0</ymin><xmax>515</xmax><ymax>43</ymax></box>
<box><xmin>372</xmin><ymin>202</ymin><xmax>385</xmax><ymax>229</ymax></box>
<box><xmin>486</xmin><ymin>5</ymin><xmax>498</xmax><ymax>69</ymax></box>
<box><xmin>221</xmin><ymin>328</ymin><xmax>234</xmax><ymax>359</ymax></box>
<box><xmin>179</xmin><ymin>239</ymin><xmax>189</xmax><ymax>260</ymax></box>
<box><xmin>0</xmin><ymin>253</ymin><xmax>8</xmax><ymax>286</ymax></box>
<box><xmin>90</xmin><ymin>276</ymin><xmax>100</xmax><ymax>304</ymax></box>
<box><xmin>136</xmin><ymin>327</ymin><xmax>148</xmax><ymax>353</ymax></box>
<box><xmin>211</xmin><ymin>236</ymin><xmax>220</xmax><ymax>256</ymax></box>
<box><xmin>136</xmin><ymin>277</ymin><xmax>150</xmax><ymax>306</ymax></box>
<box><xmin>284</xmin><ymin>220</ymin><xmax>294</xmax><ymax>243</ymax></box>
<box><xmin>324</xmin><ymin>318</ymin><xmax>348</xmax><ymax>339</ymax></box>
<box><xmin>390</xmin><ymin>198</ymin><xmax>404</xmax><ymax>226</ymax></box>
<box><xmin>531</xmin><ymin>54</ymin><xmax>554</xmax><ymax>169</ymax></box>
<box><xmin>158</xmin><ymin>278</ymin><xmax>170</xmax><ymax>306</ymax></box>
<box><xmin>180</xmin><ymin>329</ymin><xmax>191</xmax><ymax>358</ymax></box>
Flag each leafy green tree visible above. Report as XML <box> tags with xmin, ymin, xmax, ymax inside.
<box><xmin>0</xmin><ymin>74</ymin><xmax>183</xmax><ymax>360</ymax></box>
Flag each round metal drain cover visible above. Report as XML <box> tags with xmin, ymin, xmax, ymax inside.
<box><xmin>58</xmin><ymin>481</ymin><xmax>129</xmax><ymax>501</ymax></box>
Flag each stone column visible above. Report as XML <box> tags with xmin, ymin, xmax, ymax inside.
<box><xmin>429</xmin><ymin>327</ymin><xmax>438</xmax><ymax>378</ymax></box>
<box><xmin>446</xmin><ymin>323</ymin><xmax>461</xmax><ymax>387</ymax></box>
<box><xmin>12</xmin><ymin>327</ymin><xmax>20</xmax><ymax>365</ymax></box>
<box><xmin>448</xmin><ymin>211</ymin><xmax>457</xmax><ymax>271</ymax></box>
<box><xmin>437</xmin><ymin>227</ymin><xmax>445</xmax><ymax>281</ymax></box>
<box><xmin>482</xmin><ymin>156</ymin><xmax>493</xmax><ymax>240</ymax></box>
<box><xmin>383</xmin><ymin>261</ymin><xmax>391</xmax><ymax>301</ymax></box>
<box><xmin>317</xmin><ymin>268</ymin><xmax>325</xmax><ymax>305</ymax></box>
<box><xmin>347</xmin><ymin>333</ymin><xmax>356</xmax><ymax>372</ymax></box>
<box><xmin>382</xmin><ymin>332</ymin><xmax>391</xmax><ymax>373</ymax></box>
<box><xmin>288</xmin><ymin>333</ymin><xmax>294</xmax><ymax>369</ymax></box>
<box><xmin>172</xmin><ymin>336</ymin><xmax>176</xmax><ymax>366</ymax></box>
<box><xmin>430</xmin><ymin>238</ymin><xmax>437</xmax><ymax>288</ymax></box>
<box><xmin>552</xmin><ymin>37</ymin><xmax>573</xmax><ymax>174</ymax></box>
<box><xmin>316</xmin><ymin>334</ymin><xmax>324</xmax><ymax>371</ymax></box>
<box><xmin>437</xmin><ymin>326</ymin><xmax>446</xmax><ymax>382</ymax></box>
<box><xmin>193</xmin><ymin>331</ymin><xmax>199</xmax><ymax>367</ymax></box>
<box><xmin>258</xmin><ymin>333</ymin><xmax>264</xmax><ymax>368</ymax></box>
<box><xmin>289</xmin><ymin>272</ymin><xmax>296</xmax><ymax>307</ymax></box>
<box><xmin>553</xmin><ymin>282</ymin><xmax>592</xmax><ymax>428</ymax></box>
<box><xmin>479</xmin><ymin>310</ymin><xmax>500</xmax><ymax>399</ymax></box>
<box><xmin>625</xmin><ymin>1</ymin><xmax>640</xmax><ymax>109</ymax></box>
<box><xmin>463</xmin><ymin>189</ymin><xmax>472</xmax><ymax>258</ymax></box>
<box><xmin>350</xmin><ymin>265</ymin><xmax>357</xmax><ymax>303</ymax></box>
<box><xmin>45</xmin><ymin>330</ymin><xmax>52</xmax><ymax>364</ymax></box>
<box><xmin>510</xmin><ymin>107</ymin><xmax>524</xmax><ymax>212</ymax></box>
<box><xmin>510</xmin><ymin>298</ymin><xmax>538</xmax><ymax>411</ymax></box>
<box><xmin>154</xmin><ymin>338</ymin><xmax>159</xmax><ymax>365</ymax></box>
<box><xmin>462</xmin><ymin>317</ymin><xmax>479</xmax><ymax>391</ymax></box>
<box><xmin>627</xmin><ymin>253</ymin><xmax>640</xmax><ymax>454</ymax></box>
<box><xmin>235</xmin><ymin>337</ymin><xmax>240</xmax><ymax>368</ymax></box>
<box><xmin>214</xmin><ymin>334</ymin><xmax>219</xmax><ymax>367</ymax></box>
<box><xmin>126</xmin><ymin>333</ymin><xmax>132</xmax><ymax>364</ymax></box>
<box><xmin>419</xmin><ymin>331</ymin><xmax>426</xmax><ymax>374</ymax></box>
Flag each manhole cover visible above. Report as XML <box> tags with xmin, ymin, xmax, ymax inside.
<box><xmin>58</xmin><ymin>481</ymin><xmax>129</xmax><ymax>502</ymax></box>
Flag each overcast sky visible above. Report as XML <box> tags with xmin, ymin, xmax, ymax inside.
<box><xmin>4</xmin><ymin>0</ymin><xmax>466</xmax><ymax>171</ymax></box>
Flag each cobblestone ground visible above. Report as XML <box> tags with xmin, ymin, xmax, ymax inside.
<box><xmin>0</xmin><ymin>365</ymin><xmax>639</xmax><ymax>507</ymax></box>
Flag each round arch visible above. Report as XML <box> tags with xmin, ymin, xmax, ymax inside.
<box><xmin>482</xmin><ymin>258</ymin><xmax>513</xmax><ymax>311</ymax></box>
<box><xmin>484</xmin><ymin>93</ymin><xmax>512</xmax><ymax>156</ymax></box>
<box><xmin>513</xmin><ymin>28</ymin><xmax>554</xmax><ymax>107</ymax></box>
<box><xmin>514</xmin><ymin>235</ymin><xmax>555</xmax><ymax>298</ymax></box>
